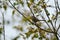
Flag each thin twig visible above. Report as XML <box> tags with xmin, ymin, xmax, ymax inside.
<box><xmin>29</xmin><ymin>7</ymin><xmax>35</xmax><ymax>16</ymax></box>
<box><xmin>26</xmin><ymin>0</ymin><xmax>35</xmax><ymax>16</ymax></box>
<box><xmin>57</xmin><ymin>24</ymin><xmax>60</xmax><ymax>32</ymax></box>
<box><xmin>42</xmin><ymin>2</ymin><xmax>55</xmax><ymax>32</ymax></box>
<box><xmin>53</xmin><ymin>0</ymin><xmax>59</xmax><ymax>40</ymax></box>
<box><xmin>54</xmin><ymin>0</ymin><xmax>60</xmax><ymax>32</ymax></box>
<box><xmin>40</xmin><ymin>14</ymin><xmax>53</xmax><ymax>31</ymax></box>
<box><xmin>44</xmin><ymin>8</ymin><xmax>55</xmax><ymax>30</ymax></box>
<box><xmin>54</xmin><ymin>0</ymin><xmax>58</xmax><ymax>28</ymax></box>
<box><xmin>56</xmin><ymin>0</ymin><xmax>60</xmax><ymax>11</ymax></box>
<box><xmin>2</xmin><ymin>13</ymin><xmax>5</xmax><ymax>40</ymax></box>
<box><xmin>54</xmin><ymin>32</ymin><xmax>59</xmax><ymax>40</ymax></box>
<box><xmin>34</xmin><ymin>22</ymin><xmax>54</xmax><ymax>33</ymax></box>
<box><xmin>57</xmin><ymin>33</ymin><xmax>60</xmax><ymax>37</ymax></box>
<box><xmin>41</xmin><ymin>2</ymin><xmax>59</xmax><ymax>39</ymax></box>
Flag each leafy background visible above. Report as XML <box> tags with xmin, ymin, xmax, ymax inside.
<box><xmin>0</xmin><ymin>0</ymin><xmax>60</xmax><ymax>40</ymax></box>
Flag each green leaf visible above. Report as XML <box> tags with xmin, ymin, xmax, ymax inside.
<box><xmin>22</xmin><ymin>16</ymin><xmax>31</xmax><ymax>22</ymax></box>
<box><xmin>0</xmin><ymin>28</ymin><xmax>3</xmax><ymax>34</ymax></box>
<box><xmin>22</xmin><ymin>17</ymin><xmax>28</xmax><ymax>22</ymax></box>
<box><xmin>58</xmin><ymin>12</ymin><xmax>60</xmax><ymax>14</ymax></box>
<box><xmin>37</xmin><ymin>1</ymin><xmax>41</xmax><ymax>5</ymax></box>
<box><xmin>51</xmin><ymin>15</ymin><xmax>55</xmax><ymax>20</ymax></box>
<box><xmin>19</xmin><ymin>27</ymin><xmax>23</xmax><ymax>31</ymax></box>
<box><xmin>46</xmin><ymin>28</ymin><xmax>51</xmax><ymax>31</ymax></box>
<box><xmin>3</xmin><ymin>4</ymin><xmax>7</xmax><ymax>10</ymax></box>
<box><xmin>39</xmin><ymin>37</ymin><xmax>42</xmax><ymax>40</ymax></box>
<box><xmin>47</xmin><ymin>20</ymin><xmax>51</xmax><ymax>22</ymax></box>
<box><xmin>47</xmin><ymin>13</ymin><xmax>50</xmax><ymax>16</ymax></box>
<box><xmin>12</xmin><ymin>10</ymin><xmax>15</xmax><ymax>16</ymax></box>
<box><xmin>25</xmin><ymin>28</ymin><xmax>35</xmax><ymax>38</ymax></box>
<box><xmin>30</xmin><ymin>0</ymin><xmax>34</xmax><ymax>3</ymax></box>
<box><xmin>34</xmin><ymin>33</ymin><xmax>38</xmax><ymax>38</ymax></box>
<box><xmin>20</xmin><ymin>0</ymin><xmax>24</xmax><ymax>6</ymax></box>
<box><xmin>13</xmin><ymin>36</ymin><xmax>20</xmax><ymax>40</ymax></box>
<box><xmin>27</xmin><ymin>2</ymin><xmax>31</xmax><ymax>7</ymax></box>
<box><xmin>13</xmin><ymin>2</ymin><xmax>18</xmax><ymax>6</ymax></box>
<box><xmin>14</xmin><ymin>26</ymin><xmax>23</xmax><ymax>31</ymax></box>
<box><xmin>25</xmin><ymin>31</ymin><xmax>32</xmax><ymax>38</ymax></box>
<box><xmin>33</xmin><ymin>5</ymin><xmax>37</xmax><ymax>8</ymax></box>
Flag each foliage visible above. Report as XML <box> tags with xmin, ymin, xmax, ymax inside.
<box><xmin>0</xmin><ymin>0</ymin><xmax>60</xmax><ymax>40</ymax></box>
<box><xmin>0</xmin><ymin>28</ymin><xmax>3</xmax><ymax>34</ymax></box>
<box><xmin>3</xmin><ymin>4</ymin><xmax>7</xmax><ymax>10</ymax></box>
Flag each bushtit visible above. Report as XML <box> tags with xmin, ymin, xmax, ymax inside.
<box><xmin>31</xmin><ymin>16</ymin><xmax>42</xmax><ymax>26</ymax></box>
<box><xmin>31</xmin><ymin>16</ymin><xmax>39</xmax><ymax>22</ymax></box>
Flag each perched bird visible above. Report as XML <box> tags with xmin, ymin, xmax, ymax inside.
<box><xmin>31</xmin><ymin>16</ymin><xmax>40</xmax><ymax>23</ymax></box>
<box><xmin>31</xmin><ymin>16</ymin><xmax>42</xmax><ymax>26</ymax></box>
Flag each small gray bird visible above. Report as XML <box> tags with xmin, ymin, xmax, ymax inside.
<box><xmin>31</xmin><ymin>16</ymin><xmax>42</xmax><ymax>26</ymax></box>
<box><xmin>31</xmin><ymin>16</ymin><xmax>39</xmax><ymax>23</ymax></box>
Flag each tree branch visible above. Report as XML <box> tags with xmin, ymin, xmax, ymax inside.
<box><xmin>40</xmin><ymin>14</ymin><xmax>53</xmax><ymax>31</ymax></box>
<box><xmin>54</xmin><ymin>0</ymin><xmax>58</xmax><ymax>29</ymax></box>
<box><xmin>9</xmin><ymin>0</ymin><xmax>54</xmax><ymax>33</ymax></box>
<box><xmin>57</xmin><ymin>24</ymin><xmax>60</xmax><ymax>32</ymax></box>
<box><xmin>2</xmin><ymin>13</ymin><xmax>5</xmax><ymax>40</ymax></box>
<box><xmin>42</xmin><ymin>2</ymin><xmax>55</xmax><ymax>32</ymax></box>
<box><xmin>29</xmin><ymin>7</ymin><xmax>35</xmax><ymax>16</ymax></box>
